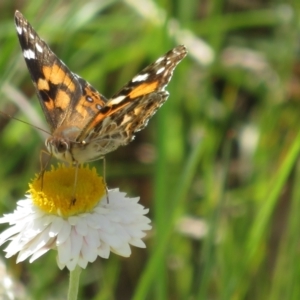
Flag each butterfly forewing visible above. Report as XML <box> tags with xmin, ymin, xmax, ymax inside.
<box><xmin>14</xmin><ymin>11</ymin><xmax>108</xmax><ymax>134</ymax></box>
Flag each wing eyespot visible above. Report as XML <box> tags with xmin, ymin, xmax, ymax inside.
<box><xmin>86</xmin><ymin>96</ymin><xmax>93</xmax><ymax>102</ymax></box>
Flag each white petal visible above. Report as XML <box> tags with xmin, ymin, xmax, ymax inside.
<box><xmin>98</xmin><ymin>230</ymin><xmax>123</xmax><ymax>248</ymax></box>
<box><xmin>5</xmin><ymin>238</ymin><xmax>24</xmax><ymax>257</ymax></box>
<box><xmin>24</xmin><ymin>228</ymin><xmax>50</xmax><ymax>254</ymax></box>
<box><xmin>97</xmin><ymin>243</ymin><xmax>110</xmax><ymax>259</ymax></box>
<box><xmin>56</xmin><ymin>222</ymin><xmax>71</xmax><ymax>245</ymax></box>
<box><xmin>49</xmin><ymin>217</ymin><xmax>64</xmax><ymax>237</ymax></box>
<box><xmin>66</xmin><ymin>257</ymin><xmax>78</xmax><ymax>271</ymax></box>
<box><xmin>0</xmin><ymin>225</ymin><xmax>23</xmax><ymax>246</ymax></box>
<box><xmin>93</xmin><ymin>207</ymin><xmax>109</xmax><ymax>215</ymax></box>
<box><xmin>78</xmin><ymin>255</ymin><xmax>88</xmax><ymax>269</ymax></box>
<box><xmin>42</xmin><ymin>214</ymin><xmax>55</xmax><ymax>226</ymax></box>
<box><xmin>68</xmin><ymin>216</ymin><xmax>80</xmax><ymax>226</ymax></box>
<box><xmin>75</xmin><ymin>218</ymin><xmax>88</xmax><ymax>236</ymax></box>
<box><xmin>57</xmin><ymin>238</ymin><xmax>71</xmax><ymax>264</ymax></box>
<box><xmin>96</xmin><ymin>215</ymin><xmax>114</xmax><ymax>233</ymax></box>
<box><xmin>81</xmin><ymin>239</ymin><xmax>98</xmax><ymax>262</ymax></box>
<box><xmin>56</xmin><ymin>256</ymin><xmax>65</xmax><ymax>270</ymax></box>
<box><xmin>24</xmin><ymin>216</ymin><xmax>47</xmax><ymax>237</ymax></box>
<box><xmin>29</xmin><ymin>246</ymin><xmax>51</xmax><ymax>262</ymax></box>
<box><xmin>129</xmin><ymin>238</ymin><xmax>146</xmax><ymax>248</ymax></box>
<box><xmin>70</xmin><ymin>229</ymin><xmax>82</xmax><ymax>259</ymax></box>
<box><xmin>29</xmin><ymin>238</ymin><xmax>55</xmax><ymax>262</ymax></box>
<box><xmin>84</xmin><ymin>228</ymin><xmax>100</xmax><ymax>248</ymax></box>
<box><xmin>112</xmin><ymin>243</ymin><xmax>131</xmax><ymax>257</ymax></box>
<box><xmin>86</xmin><ymin>213</ymin><xmax>102</xmax><ymax>229</ymax></box>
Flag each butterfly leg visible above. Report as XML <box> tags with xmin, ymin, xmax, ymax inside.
<box><xmin>38</xmin><ymin>150</ymin><xmax>52</xmax><ymax>190</ymax></box>
<box><xmin>70</xmin><ymin>162</ymin><xmax>79</xmax><ymax>206</ymax></box>
<box><xmin>102</xmin><ymin>157</ymin><xmax>109</xmax><ymax>203</ymax></box>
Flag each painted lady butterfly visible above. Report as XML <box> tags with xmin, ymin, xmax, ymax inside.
<box><xmin>15</xmin><ymin>11</ymin><xmax>187</xmax><ymax>168</ymax></box>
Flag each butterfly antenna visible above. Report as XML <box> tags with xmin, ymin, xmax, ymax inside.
<box><xmin>0</xmin><ymin>110</ymin><xmax>51</xmax><ymax>135</ymax></box>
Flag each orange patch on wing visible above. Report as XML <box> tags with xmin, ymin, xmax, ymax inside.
<box><xmin>64</xmin><ymin>75</ymin><xmax>76</xmax><ymax>92</ymax></box>
<box><xmin>37</xmin><ymin>78</ymin><xmax>50</xmax><ymax>91</ymax></box>
<box><xmin>76</xmin><ymin>96</ymin><xmax>90</xmax><ymax>119</ymax></box>
<box><xmin>129</xmin><ymin>82</ymin><xmax>158</xmax><ymax>98</ymax></box>
<box><xmin>76</xmin><ymin>87</ymin><xmax>108</xmax><ymax>119</ymax></box>
<box><xmin>44</xmin><ymin>98</ymin><xmax>55</xmax><ymax>110</ymax></box>
<box><xmin>55</xmin><ymin>90</ymin><xmax>70</xmax><ymax>110</ymax></box>
<box><xmin>42</xmin><ymin>65</ymin><xmax>76</xmax><ymax>92</ymax></box>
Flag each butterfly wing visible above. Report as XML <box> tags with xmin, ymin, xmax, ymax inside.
<box><xmin>15</xmin><ymin>11</ymin><xmax>187</xmax><ymax>163</ymax></box>
<box><xmin>14</xmin><ymin>11</ymin><xmax>108</xmax><ymax>133</ymax></box>
<box><xmin>77</xmin><ymin>45</ymin><xmax>187</xmax><ymax>149</ymax></box>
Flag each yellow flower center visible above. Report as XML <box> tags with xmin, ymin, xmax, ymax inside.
<box><xmin>29</xmin><ymin>164</ymin><xmax>106</xmax><ymax>217</ymax></box>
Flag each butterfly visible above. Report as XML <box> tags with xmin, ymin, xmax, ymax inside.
<box><xmin>14</xmin><ymin>11</ymin><xmax>187</xmax><ymax>173</ymax></box>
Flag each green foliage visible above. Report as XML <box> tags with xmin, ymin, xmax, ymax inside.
<box><xmin>1</xmin><ymin>0</ymin><xmax>300</xmax><ymax>299</ymax></box>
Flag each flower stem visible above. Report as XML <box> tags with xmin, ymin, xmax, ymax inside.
<box><xmin>68</xmin><ymin>266</ymin><xmax>82</xmax><ymax>300</ymax></box>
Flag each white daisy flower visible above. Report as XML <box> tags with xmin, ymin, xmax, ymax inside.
<box><xmin>0</xmin><ymin>164</ymin><xmax>152</xmax><ymax>271</ymax></box>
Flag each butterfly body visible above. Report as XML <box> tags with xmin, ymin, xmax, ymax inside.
<box><xmin>15</xmin><ymin>11</ymin><xmax>187</xmax><ymax>165</ymax></box>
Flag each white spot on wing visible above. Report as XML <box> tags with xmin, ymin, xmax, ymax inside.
<box><xmin>23</xmin><ymin>49</ymin><xmax>36</xmax><ymax>59</ymax></box>
<box><xmin>156</xmin><ymin>67</ymin><xmax>165</xmax><ymax>74</ymax></box>
<box><xmin>132</xmin><ymin>73</ymin><xmax>149</xmax><ymax>82</ymax></box>
<box><xmin>29</xmin><ymin>33</ymin><xmax>34</xmax><ymax>39</ymax></box>
<box><xmin>109</xmin><ymin>95</ymin><xmax>126</xmax><ymax>105</ymax></box>
<box><xmin>36</xmin><ymin>43</ymin><xmax>43</xmax><ymax>53</ymax></box>
<box><xmin>155</xmin><ymin>57</ymin><xmax>164</xmax><ymax>64</ymax></box>
<box><xmin>16</xmin><ymin>26</ymin><xmax>22</xmax><ymax>34</ymax></box>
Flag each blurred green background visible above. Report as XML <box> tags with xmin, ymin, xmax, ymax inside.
<box><xmin>1</xmin><ymin>0</ymin><xmax>300</xmax><ymax>299</ymax></box>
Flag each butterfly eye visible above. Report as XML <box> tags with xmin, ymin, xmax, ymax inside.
<box><xmin>56</xmin><ymin>140</ymin><xmax>69</xmax><ymax>153</ymax></box>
